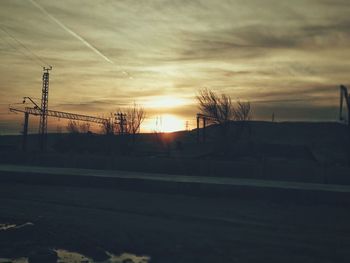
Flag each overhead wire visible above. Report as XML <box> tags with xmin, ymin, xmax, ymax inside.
<box><xmin>0</xmin><ymin>25</ymin><xmax>50</xmax><ymax>67</ymax></box>
<box><xmin>0</xmin><ymin>33</ymin><xmax>43</xmax><ymax>67</ymax></box>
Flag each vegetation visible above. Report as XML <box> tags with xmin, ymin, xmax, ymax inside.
<box><xmin>197</xmin><ymin>88</ymin><xmax>252</xmax><ymax>123</ymax></box>
<box><xmin>233</xmin><ymin>101</ymin><xmax>252</xmax><ymax>121</ymax></box>
<box><xmin>99</xmin><ymin>103</ymin><xmax>146</xmax><ymax>139</ymax></box>
<box><xmin>66</xmin><ymin>120</ymin><xmax>91</xmax><ymax>134</ymax></box>
<box><xmin>101</xmin><ymin>114</ymin><xmax>115</xmax><ymax>135</ymax></box>
<box><xmin>124</xmin><ymin>103</ymin><xmax>146</xmax><ymax>141</ymax></box>
<box><xmin>197</xmin><ymin>88</ymin><xmax>252</xmax><ymax>147</ymax></box>
<box><xmin>197</xmin><ymin>88</ymin><xmax>234</xmax><ymax>125</ymax></box>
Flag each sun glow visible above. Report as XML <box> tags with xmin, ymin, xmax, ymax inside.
<box><xmin>142</xmin><ymin>114</ymin><xmax>185</xmax><ymax>133</ymax></box>
<box><xmin>143</xmin><ymin>96</ymin><xmax>190</xmax><ymax>109</ymax></box>
<box><xmin>157</xmin><ymin>114</ymin><xmax>185</xmax><ymax>132</ymax></box>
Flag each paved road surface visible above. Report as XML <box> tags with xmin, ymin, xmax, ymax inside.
<box><xmin>1</xmin><ymin>164</ymin><xmax>350</xmax><ymax>193</ymax></box>
<box><xmin>1</xmin><ymin>170</ymin><xmax>350</xmax><ymax>262</ymax></box>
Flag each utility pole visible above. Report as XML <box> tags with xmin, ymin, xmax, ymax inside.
<box><xmin>22</xmin><ymin>112</ymin><xmax>29</xmax><ymax>152</ymax></box>
<box><xmin>203</xmin><ymin>117</ymin><xmax>206</xmax><ymax>143</ymax></box>
<box><xmin>340</xmin><ymin>85</ymin><xmax>350</xmax><ymax>126</ymax></box>
<box><xmin>115</xmin><ymin>112</ymin><xmax>127</xmax><ymax>135</ymax></box>
<box><xmin>196</xmin><ymin>113</ymin><xmax>208</xmax><ymax>143</ymax></box>
<box><xmin>196</xmin><ymin>115</ymin><xmax>200</xmax><ymax>143</ymax></box>
<box><xmin>39</xmin><ymin>66</ymin><xmax>52</xmax><ymax>151</ymax></box>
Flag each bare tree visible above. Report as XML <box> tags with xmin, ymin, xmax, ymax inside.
<box><xmin>197</xmin><ymin>89</ymin><xmax>252</xmax><ymax>122</ymax></box>
<box><xmin>66</xmin><ymin>120</ymin><xmax>92</xmax><ymax>134</ymax></box>
<box><xmin>66</xmin><ymin>120</ymin><xmax>80</xmax><ymax>134</ymax></box>
<box><xmin>125</xmin><ymin>103</ymin><xmax>146</xmax><ymax>142</ymax></box>
<box><xmin>101</xmin><ymin>119</ymin><xmax>115</xmax><ymax>135</ymax></box>
<box><xmin>233</xmin><ymin>100</ymin><xmax>252</xmax><ymax>140</ymax></box>
<box><xmin>79</xmin><ymin>122</ymin><xmax>91</xmax><ymax>133</ymax></box>
<box><xmin>197</xmin><ymin>88</ymin><xmax>233</xmax><ymax>125</ymax></box>
<box><xmin>233</xmin><ymin>101</ymin><xmax>251</xmax><ymax>121</ymax></box>
<box><xmin>197</xmin><ymin>88</ymin><xmax>252</xmax><ymax>143</ymax></box>
<box><xmin>101</xmin><ymin>114</ymin><xmax>115</xmax><ymax>135</ymax></box>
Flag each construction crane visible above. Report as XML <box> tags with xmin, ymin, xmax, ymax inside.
<box><xmin>10</xmin><ymin>106</ymin><xmax>108</xmax><ymax>124</ymax></box>
<box><xmin>340</xmin><ymin>85</ymin><xmax>350</xmax><ymax>126</ymax></box>
<box><xmin>9</xmin><ymin>105</ymin><xmax>109</xmax><ymax>151</ymax></box>
<box><xmin>9</xmin><ymin>68</ymin><xmax>131</xmax><ymax>151</ymax></box>
<box><xmin>9</xmin><ymin>68</ymin><xmax>111</xmax><ymax>151</ymax></box>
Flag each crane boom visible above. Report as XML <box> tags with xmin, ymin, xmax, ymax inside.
<box><xmin>9</xmin><ymin>106</ymin><xmax>108</xmax><ymax>124</ymax></box>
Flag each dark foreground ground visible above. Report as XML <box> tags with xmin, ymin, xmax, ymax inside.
<box><xmin>1</xmin><ymin>177</ymin><xmax>350</xmax><ymax>263</ymax></box>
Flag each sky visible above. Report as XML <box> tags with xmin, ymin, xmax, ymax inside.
<box><xmin>0</xmin><ymin>0</ymin><xmax>350</xmax><ymax>134</ymax></box>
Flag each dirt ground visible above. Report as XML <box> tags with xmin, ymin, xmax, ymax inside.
<box><xmin>1</xmin><ymin>179</ymin><xmax>350</xmax><ymax>263</ymax></box>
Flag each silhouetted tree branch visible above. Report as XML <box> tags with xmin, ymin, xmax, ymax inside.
<box><xmin>197</xmin><ymin>89</ymin><xmax>252</xmax><ymax>123</ymax></box>
<box><xmin>125</xmin><ymin>103</ymin><xmax>146</xmax><ymax>142</ymax></box>
<box><xmin>79</xmin><ymin>122</ymin><xmax>91</xmax><ymax>133</ymax></box>
<box><xmin>66</xmin><ymin>120</ymin><xmax>80</xmax><ymax>134</ymax></box>
<box><xmin>197</xmin><ymin>88</ymin><xmax>233</xmax><ymax>125</ymax></box>
<box><xmin>101</xmin><ymin>114</ymin><xmax>115</xmax><ymax>135</ymax></box>
<box><xmin>197</xmin><ymin>88</ymin><xmax>252</xmax><ymax>145</ymax></box>
<box><xmin>233</xmin><ymin>101</ymin><xmax>251</xmax><ymax>121</ymax></box>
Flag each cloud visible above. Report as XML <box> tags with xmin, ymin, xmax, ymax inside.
<box><xmin>28</xmin><ymin>0</ymin><xmax>114</xmax><ymax>64</ymax></box>
<box><xmin>176</xmin><ymin>19</ymin><xmax>350</xmax><ymax>63</ymax></box>
<box><xmin>1</xmin><ymin>0</ymin><xmax>350</xmax><ymax>134</ymax></box>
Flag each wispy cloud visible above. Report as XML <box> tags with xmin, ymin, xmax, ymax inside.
<box><xmin>1</xmin><ymin>0</ymin><xmax>349</xmax><ymax>134</ymax></box>
<box><xmin>28</xmin><ymin>0</ymin><xmax>113</xmax><ymax>64</ymax></box>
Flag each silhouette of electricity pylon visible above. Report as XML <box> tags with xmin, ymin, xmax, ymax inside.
<box><xmin>39</xmin><ymin>66</ymin><xmax>52</xmax><ymax>150</ymax></box>
<box><xmin>115</xmin><ymin>112</ymin><xmax>127</xmax><ymax>134</ymax></box>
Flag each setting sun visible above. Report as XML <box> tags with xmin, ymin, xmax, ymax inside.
<box><xmin>158</xmin><ymin>114</ymin><xmax>185</xmax><ymax>133</ymax></box>
<box><xmin>142</xmin><ymin>114</ymin><xmax>185</xmax><ymax>133</ymax></box>
<box><xmin>140</xmin><ymin>96</ymin><xmax>191</xmax><ymax>133</ymax></box>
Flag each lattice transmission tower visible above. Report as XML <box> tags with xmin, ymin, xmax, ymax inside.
<box><xmin>39</xmin><ymin>66</ymin><xmax>52</xmax><ymax>150</ymax></box>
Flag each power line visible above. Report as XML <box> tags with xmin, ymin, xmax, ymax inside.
<box><xmin>0</xmin><ymin>33</ymin><xmax>43</xmax><ymax>67</ymax></box>
<box><xmin>0</xmin><ymin>25</ymin><xmax>50</xmax><ymax>67</ymax></box>
<box><xmin>0</xmin><ymin>25</ymin><xmax>49</xmax><ymax>66</ymax></box>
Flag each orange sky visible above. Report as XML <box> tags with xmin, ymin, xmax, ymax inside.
<box><xmin>1</xmin><ymin>0</ymin><xmax>350</xmax><ymax>134</ymax></box>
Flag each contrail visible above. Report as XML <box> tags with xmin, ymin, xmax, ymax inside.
<box><xmin>28</xmin><ymin>0</ymin><xmax>113</xmax><ymax>64</ymax></box>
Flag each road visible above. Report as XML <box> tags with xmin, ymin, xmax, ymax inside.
<box><xmin>1</xmin><ymin>176</ymin><xmax>350</xmax><ymax>262</ymax></box>
<box><xmin>1</xmin><ymin>164</ymin><xmax>350</xmax><ymax>192</ymax></box>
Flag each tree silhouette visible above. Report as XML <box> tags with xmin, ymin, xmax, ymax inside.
<box><xmin>101</xmin><ymin>114</ymin><xmax>115</xmax><ymax>135</ymax></box>
<box><xmin>197</xmin><ymin>88</ymin><xmax>233</xmax><ymax>126</ymax></box>
<box><xmin>125</xmin><ymin>103</ymin><xmax>146</xmax><ymax>142</ymax></box>
<box><xmin>66</xmin><ymin>120</ymin><xmax>80</xmax><ymax>134</ymax></box>
<box><xmin>197</xmin><ymin>88</ymin><xmax>252</xmax><ymax>145</ymax></box>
